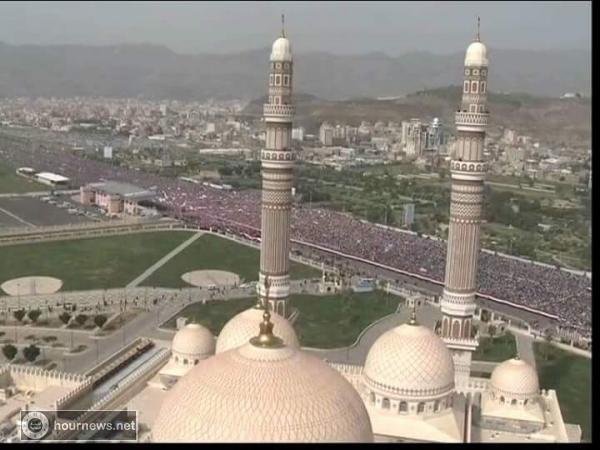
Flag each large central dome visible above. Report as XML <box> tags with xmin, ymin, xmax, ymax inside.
<box><xmin>363</xmin><ymin>322</ymin><xmax>455</xmax><ymax>399</ymax></box>
<box><xmin>152</xmin><ymin>340</ymin><xmax>373</xmax><ymax>442</ymax></box>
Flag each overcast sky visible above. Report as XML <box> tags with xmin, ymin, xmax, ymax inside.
<box><xmin>0</xmin><ymin>1</ymin><xmax>590</xmax><ymax>55</ymax></box>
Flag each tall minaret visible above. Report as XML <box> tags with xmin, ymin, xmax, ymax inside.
<box><xmin>440</xmin><ymin>19</ymin><xmax>489</xmax><ymax>391</ymax></box>
<box><xmin>257</xmin><ymin>16</ymin><xmax>295</xmax><ymax>317</ymax></box>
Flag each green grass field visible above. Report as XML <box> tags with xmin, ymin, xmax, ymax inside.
<box><xmin>163</xmin><ymin>297</ymin><xmax>256</xmax><ymax>335</ymax></box>
<box><xmin>291</xmin><ymin>291</ymin><xmax>401</xmax><ymax>348</ymax></box>
<box><xmin>141</xmin><ymin>234</ymin><xmax>320</xmax><ymax>287</ymax></box>
<box><xmin>0</xmin><ymin>162</ymin><xmax>45</xmax><ymax>193</ymax></box>
<box><xmin>534</xmin><ymin>342</ymin><xmax>591</xmax><ymax>442</ymax></box>
<box><xmin>165</xmin><ymin>290</ymin><xmax>401</xmax><ymax>348</ymax></box>
<box><xmin>472</xmin><ymin>333</ymin><xmax>517</xmax><ymax>362</ymax></box>
<box><xmin>0</xmin><ymin>231</ymin><xmax>194</xmax><ymax>291</ymax></box>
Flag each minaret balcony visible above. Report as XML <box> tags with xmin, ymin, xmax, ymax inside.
<box><xmin>455</xmin><ymin>111</ymin><xmax>488</xmax><ymax>129</ymax></box>
<box><xmin>263</xmin><ymin>103</ymin><xmax>295</xmax><ymax>119</ymax></box>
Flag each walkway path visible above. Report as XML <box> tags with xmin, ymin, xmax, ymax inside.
<box><xmin>126</xmin><ymin>231</ymin><xmax>203</xmax><ymax>288</ymax></box>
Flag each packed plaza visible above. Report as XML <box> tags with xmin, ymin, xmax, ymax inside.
<box><xmin>0</xmin><ymin>141</ymin><xmax>591</xmax><ymax>337</ymax></box>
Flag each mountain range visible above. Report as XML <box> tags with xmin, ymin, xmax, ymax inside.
<box><xmin>0</xmin><ymin>42</ymin><xmax>591</xmax><ymax>101</ymax></box>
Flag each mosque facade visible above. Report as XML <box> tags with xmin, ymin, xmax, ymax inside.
<box><xmin>0</xmin><ymin>20</ymin><xmax>582</xmax><ymax>445</ymax></box>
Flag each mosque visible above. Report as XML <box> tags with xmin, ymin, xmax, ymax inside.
<box><xmin>119</xmin><ymin>19</ymin><xmax>581</xmax><ymax>443</ymax></box>
<box><xmin>2</xmin><ymin>18</ymin><xmax>581</xmax><ymax>444</ymax></box>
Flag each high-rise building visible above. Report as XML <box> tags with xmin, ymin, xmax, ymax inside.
<box><xmin>258</xmin><ymin>23</ymin><xmax>296</xmax><ymax>317</ymax></box>
<box><xmin>403</xmin><ymin>119</ymin><xmax>427</xmax><ymax>157</ymax></box>
<box><xmin>319</xmin><ymin>122</ymin><xmax>334</xmax><ymax>146</ymax></box>
<box><xmin>440</xmin><ymin>24</ymin><xmax>489</xmax><ymax>391</ymax></box>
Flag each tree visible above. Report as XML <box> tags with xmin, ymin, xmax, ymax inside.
<box><xmin>13</xmin><ymin>310</ymin><xmax>26</xmax><ymax>323</ymax></box>
<box><xmin>487</xmin><ymin>324</ymin><xmax>496</xmax><ymax>338</ymax></box>
<box><xmin>27</xmin><ymin>309</ymin><xmax>42</xmax><ymax>324</ymax></box>
<box><xmin>94</xmin><ymin>314</ymin><xmax>108</xmax><ymax>329</ymax></box>
<box><xmin>59</xmin><ymin>312</ymin><xmax>72</xmax><ymax>325</ymax></box>
<box><xmin>22</xmin><ymin>344</ymin><xmax>41</xmax><ymax>363</ymax></box>
<box><xmin>75</xmin><ymin>314</ymin><xmax>88</xmax><ymax>327</ymax></box>
<box><xmin>2</xmin><ymin>344</ymin><xmax>17</xmax><ymax>361</ymax></box>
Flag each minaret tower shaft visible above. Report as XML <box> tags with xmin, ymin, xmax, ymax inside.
<box><xmin>258</xmin><ymin>17</ymin><xmax>295</xmax><ymax>317</ymax></box>
<box><xmin>440</xmin><ymin>19</ymin><xmax>489</xmax><ymax>391</ymax></box>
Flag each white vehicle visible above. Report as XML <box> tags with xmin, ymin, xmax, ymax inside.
<box><xmin>68</xmin><ymin>208</ymin><xmax>78</xmax><ymax>214</ymax></box>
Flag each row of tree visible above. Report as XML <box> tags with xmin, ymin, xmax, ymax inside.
<box><xmin>2</xmin><ymin>343</ymin><xmax>41</xmax><ymax>362</ymax></box>
<box><xmin>11</xmin><ymin>310</ymin><xmax>108</xmax><ymax>329</ymax></box>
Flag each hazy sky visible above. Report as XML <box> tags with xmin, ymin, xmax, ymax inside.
<box><xmin>0</xmin><ymin>1</ymin><xmax>590</xmax><ymax>55</ymax></box>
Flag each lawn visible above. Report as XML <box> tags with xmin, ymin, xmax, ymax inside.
<box><xmin>534</xmin><ymin>342</ymin><xmax>591</xmax><ymax>442</ymax></box>
<box><xmin>472</xmin><ymin>333</ymin><xmax>517</xmax><ymax>362</ymax></box>
<box><xmin>0</xmin><ymin>162</ymin><xmax>45</xmax><ymax>193</ymax></box>
<box><xmin>141</xmin><ymin>234</ymin><xmax>320</xmax><ymax>288</ymax></box>
<box><xmin>165</xmin><ymin>290</ymin><xmax>401</xmax><ymax>348</ymax></box>
<box><xmin>163</xmin><ymin>297</ymin><xmax>256</xmax><ymax>335</ymax></box>
<box><xmin>0</xmin><ymin>231</ymin><xmax>194</xmax><ymax>291</ymax></box>
<box><xmin>292</xmin><ymin>291</ymin><xmax>400</xmax><ymax>348</ymax></box>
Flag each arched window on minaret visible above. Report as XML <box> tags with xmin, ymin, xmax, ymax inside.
<box><xmin>452</xmin><ymin>320</ymin><xmax>460</xmax><ymax>338</ymax></box>
<box><xmin>481</xmin><ymin>81</ymin><xmax>487</xmax><ymax>93</ymax></box>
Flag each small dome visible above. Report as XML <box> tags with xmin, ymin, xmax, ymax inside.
<box><xmin>464</xmin><ymin>41</ymin><xmax>488</xmax><ymax>67</ymax></box>
<box><xmin>490</xmin><ymin>358</ymin><xmax>539</xmax><ymax>399</ymax></box>
<box><xmin>152</xmin><ymin>342</ymin><xmax>373</xmax><ymax>442</ymax></box>
<box><xmin>172</xmin><ymin>323</ymin><xmax>215</xmax><ymax>359</ymax></box>
<box><xmin>216</xmin><ymin>307</ymin><xmax>299</xmax><ymax>354</ymax></box>
<box><xmin>271</xmin><ymin>37</ymin><xmax>292</xmax><ymax>62</ymax></box>
<box><xmin>363</xmin><ymin>323</ymin><xmax>454</xmax><ymax>399</ymax></box>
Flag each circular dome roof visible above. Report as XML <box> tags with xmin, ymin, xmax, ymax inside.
<box><xmin>216</xmin><ymin>307</ymin><xmax>299</xmax><ymax>354</ymax></box>
<box><xmin>465</xmin><ymin>41</ymin><xmax>488</xmax><ymax>67</ymax></box>
<box><xmin>152</xmin><ymin>342</ymin><xmax>373</xmax><ymax>442</ymax></box>
<box><xmin>270</xmin><ymin>37</ymin><xmax>292</xmax><ymax>62</ymax></box>
<box><xmin>172</xmin><ymin>323</ymin><xmax>215</xmax><ymax>358</ymax></box>
<box><xmin>490</xmin><ymin>358</ymin><xmax>539</xmax><ymax>398</ymax></box>
<box><xmin>363</xmin><ymin>323</ymin><xmax>454</xmax><ymax>399</ymax></box>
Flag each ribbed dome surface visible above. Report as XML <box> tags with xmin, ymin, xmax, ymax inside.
<box><xmin>152</xmin><ymin>342</ymin><xmax>373</xmax><ymax>442</ymax></box>
<box><xmin>216</xmin><ymin>307</ymin><xmax>299</xmax><ymax>353</ymax></box>
<box><xmin>490</xmin><ymin>358</ymin><xmax>539</xmax><ymax>398</ymax></box>
<box><xmin>363</xmin><ymin>323</ymin><xmax>455</xmax><ymax>399</ymax></box>
<box><xmin>172</xmin><ymin>323</ymin><xmax>215</xmax><ymax>358</ymax></box>
<box><xmin>270</xmin><ymin>37</ymin><xmax>292</xmax><ymax>61</ymax></box>
<box><xmin>464</xmin><ymin>41</ymin><xmax>488</xmax><ymax>66</ymax></box>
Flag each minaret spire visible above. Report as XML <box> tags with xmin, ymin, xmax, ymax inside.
<box><xmin>476</xmin><ymin>16</ymin><xmax>481</xmax><ymax>42</ymax></box>
<box><xmin>281</xmin><ymin>13</ymin><xmax>286</xmax><ymax>38</ymax></box>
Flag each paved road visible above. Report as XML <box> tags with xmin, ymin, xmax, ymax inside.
<box><xmin>126</xmin><ymin>232</ymin><xmax>204</xmax><ymax>288</ymax></box>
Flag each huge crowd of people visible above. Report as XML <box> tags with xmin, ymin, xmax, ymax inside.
<box><xmin>0</xmin><ymin>144</ymin><xmax>591</xmax><ymax>336</ymax></box>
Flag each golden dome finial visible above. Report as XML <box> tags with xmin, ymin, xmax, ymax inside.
<box><xmin>250</xmin><ymin>275</ymin><xmax>284</xmax><ymax>348</ymax></box>
<box><xmin>408</xmin><ymin>303</ymin><xmax>418</xmax><ymax>326</ymax></box>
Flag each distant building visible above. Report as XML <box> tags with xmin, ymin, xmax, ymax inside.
<box><xmin>403</xmin><ymin>203</ymin><xmax>415</xmax><ymax>228</ymax></box>
<box><xmin>319</xmin><ymin>122</ymin><xmax>334</xmax><ymax>146</ymax></box>
<box><xmin>403</xmin><ymin>119</ymin><xmax>428</xmax><ymax>157</ymax></box>
<box><xmin>425</xmin><ymin>118</ymin><xmax>447</xmax><ymax>152</ymax></box>
<box><xmin>292</xmin><ymin>127</ymin><xmax>305</xmax><ymax>141</ymax></box>
<box><xmin>80</xmin><ymin>181</ymin><xmax>155</xmax><ymax>216</ymax></box>
<box><xmin>35</xmin><ymin>172</ymin><xmax>70</xmax><ymax>188</ymax></box>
